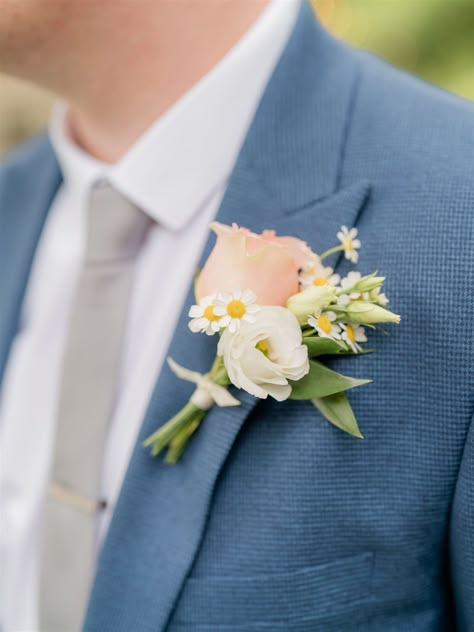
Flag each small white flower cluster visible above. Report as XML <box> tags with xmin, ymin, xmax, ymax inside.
<box><xmin>308</xmin><ymin>309</ymin><xmax>368</xmax><ymax>353</ymax></box>
<box><xmin>299</xmin><ymin>259</ymin><xmax>340</xmax><ymax>290</ymax></box>
<box><xmin>336</xmin><ymin>271</ymin><xmax>388</xmax><ymax>307</ymax></box>
<box><xmin>291</xmin><ymin>268</ymin><xmax>393</xmax><ymax>353</ymax></box>
<box><xmin>189</xmin><ymin>289</ymin><xmax>259</xmax><ymax>336</ymax></box>
<box><xmin>298</xmin><ymin>226</ymin><xmax>362</xmax><ymax>291</ymax></box>
<box><xmin>289</xmin><ymin>225</ymin><xmax>391</xmax><ymax>356</ymax></box>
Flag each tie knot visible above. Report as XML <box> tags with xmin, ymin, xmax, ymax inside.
<box><xmin>85</xmin><ymin>182</ymin><xmax>151</xmax><ymax>263</ymax></box>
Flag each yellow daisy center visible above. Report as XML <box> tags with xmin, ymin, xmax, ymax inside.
<box><xmin>313</xmin><ymin>276</ymin><xmax>330</xmax><ymax>287</ymax></box>
<box><xmin>227</xmin><ymin>299</ymin><xmax>247</xmax><ymax>319</ymax></box>
<box><xmin>343</xmin><ymin>237</ymin><xmax>354</xmax><ymax>252</ymax></box>
<box><xmin>317</xmin><ymin>314</ymin><xmax>332</xmax><ymax>334</ymax></box>
<box><xmin>346</xmin><ymin>324</ymin><xmax>356</xmax><ymax>342</ymax></box>
<box><xmin>203</xmin><ymin>305</ymin><xmax>219</xmax><ymax>321</ymax></box>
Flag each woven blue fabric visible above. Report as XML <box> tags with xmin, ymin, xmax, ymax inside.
<box><xmin>1</xmin><ymin>2</ymin><xmax>473</xmax><ymax>630</ymax></box>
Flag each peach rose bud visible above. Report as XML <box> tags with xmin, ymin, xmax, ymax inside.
<box><xmin>196</xmin><ymin>223</ymin><xmax>316</xmax><ymax>307</ymax></box>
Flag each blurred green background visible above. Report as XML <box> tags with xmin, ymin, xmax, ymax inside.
<box><xmin>1</xmin><ymin>0</ymin><xmax>473</xmax><ymax>155</ymax></box>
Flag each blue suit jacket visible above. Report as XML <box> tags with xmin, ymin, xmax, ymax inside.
<box><xmin>1</xmin><ymin>3</ymin><xmax>473</xmax><ymax>630</ymax></box>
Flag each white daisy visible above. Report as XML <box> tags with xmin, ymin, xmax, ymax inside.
<box><xmin>340</xmin><ymin>271</ymin><xmax>362</xmax><ymax>291</ymax></box>
<box><xmin>341</xmin><ymin>323</ymin><xmax>368</xmax><ymax>353</ymax></box>
<box><xmin>188</xmin><ymin>294</ymin><xmax>221</xmax><ymax>336</ymax></box>
<box><xmin>214</xmin><ymin>289</ymin><xmax>260</xmax><ymax>333</ymax></box>
<box><xmin>337</xmin><ymin>271</ymin><xmax>368</xmax><ymax>305</ymax></box>
<box><xmin>308</xmin><ymin>310</ymin><xmax>342</xmax><ymax>340</ymax></box>
<box><xmin>337</xmin><ymin>226</ymin><xmax>361</xmax><ymax>264</ymax></box>
<box><xmin>299</xmin><ymin>259</ymin><xmax>340</xmax><ymax>290</ymax></box>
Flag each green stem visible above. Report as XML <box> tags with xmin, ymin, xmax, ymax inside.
<box><xmin>209</xmin><ymin>355</ymin><xmax>222</xmax><ymax>378</ymax></box>
<box><xmin>143</xmin><ymin>401</ymin><xmax>201</xmax><ymax>457</ymax></box>
<box><xmin>144</xmin><ymin>354</ymin><xmax>232</xmax><ymax>461</ymax></box>
<box><xmin>208</xmin><ymin>355</ymin><xmax>230</xmax><ymax>386</ymax></box>
<box><xmin>319</xmin><ymin>245</ymin><xmax>344</xmax><ymax>261</ymax></box>
<box><xmin>165</xmin><ymin>412</ymin><xmax>206</xmax><ymax>464</ymax></box>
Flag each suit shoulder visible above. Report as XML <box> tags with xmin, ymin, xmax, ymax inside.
<box><xmin>356</xmin><ymin>49</ymin><xmax>474</xmax><ymax>139</ymax></box>
<box><xmin>0</xmin><ymin>132</ymin><xmax>53</xmax><ymax>179</ymax></box>
<box><xmin>0</xmin><ymin>132</ymin><xmax>59</xmax><ymax>206</ymax></box>
<box><xmin>347</xmin><ymin>50</ymin><xmax>474</xmax><ymax>209</ymax></box>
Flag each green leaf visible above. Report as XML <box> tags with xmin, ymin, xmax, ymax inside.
<box><xmin>302</xmin><ymin>336</ymin><xmax>348</xmax><ymax>356</ymax></box>
<box><xmin>313</xmin><ymin>392</ymin><xmax>364</xmax><ymax>438</ymax></box>
<box><xmin>289</xmin><ymin>360</ymin><xmax>371</xmax><ymax>400</ymax></box>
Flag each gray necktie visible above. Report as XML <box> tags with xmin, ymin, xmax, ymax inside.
<box><xmin>39</xmin><ymin>182</ymin><xmax>151</xmax><ymax>631</ymax></box>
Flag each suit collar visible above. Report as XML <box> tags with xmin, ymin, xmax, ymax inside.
<box><xmin>85</xmin><ymin>3</ymin><xmax>369</xmax><ymax>631</ymax></box>
<box><xmin>225</xmin><ymin>0</ymin><xmax>361</xmax><ymax>213</ymax></box>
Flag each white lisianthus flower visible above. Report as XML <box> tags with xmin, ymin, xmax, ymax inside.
<box><xmin>217</xmin><ymin>306</ymin><xmax>309</xmax><ymax>401</ymax></box>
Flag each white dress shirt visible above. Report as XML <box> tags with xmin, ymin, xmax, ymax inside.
<box><xmin>0</xmin><ymin>1</ymin><xmax>299</xmax><ymax>629</ymax></box>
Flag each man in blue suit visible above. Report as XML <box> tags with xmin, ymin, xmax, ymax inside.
<box><xmin>1</xmin><ymin>1</ymin><xmax>473</xmax><ymax>630</ymax></box>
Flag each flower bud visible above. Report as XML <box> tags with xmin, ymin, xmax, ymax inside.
<box><xmin>355</xmin><ymin>274</ymin><xmax>385</xmax><ymax>293</ymax></box>
<box><xmin>343</xmin><ymin>301</ymin><xmax>400</xmax><ymax>324</ymax></box>
<box><xmin>286</xmin><ymin>286</ymin><xmax>337</xmax><ymax>326</ymax></box>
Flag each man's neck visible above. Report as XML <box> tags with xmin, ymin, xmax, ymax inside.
<box><xmin>66</xmin><ymin>1</ymin><xmax>270</xmax><ymax>164</ymax></box>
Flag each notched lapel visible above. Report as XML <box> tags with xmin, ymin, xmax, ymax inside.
<box><xmin>278</xmin><ymin>179</ymin><xmax>371</xmax><ymax>260</ymax></box>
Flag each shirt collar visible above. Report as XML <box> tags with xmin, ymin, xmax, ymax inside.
<box><xmin>49</xmin><ymin>103</ymin><xmax>107</xmax><ymax>191</ymax></box>
<box><xmin>49</xmin><ymin>0</ymin><xmax>300</xmax><ymax>232</ymax></box>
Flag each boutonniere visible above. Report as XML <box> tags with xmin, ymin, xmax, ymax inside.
<box><xmin>144</xmin><ymin>222</ymin><xmax>400</xmax><ymax>463</ymax></box>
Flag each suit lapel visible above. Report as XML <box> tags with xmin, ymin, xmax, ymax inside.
<box><xmin>0</xmin><ymin>136</ymin><xmax>61</xmax><ymax>385</ymax></box>
<box><xmin>85</xmin><ymin>3</ymin><xmax>370</xmax><ymax>630</ymax></box>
